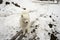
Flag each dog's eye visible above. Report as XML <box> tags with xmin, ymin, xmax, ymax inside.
<box><xmin>21</xmin><ymin>15</ymin><xmax>23</xmax><ymax>17</ymax></box>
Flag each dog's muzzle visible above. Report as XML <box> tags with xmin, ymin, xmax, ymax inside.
<box><xmin>25</xmin><ymin>20</ymin><xmax>28</xmax><ymax>24</ymax></box>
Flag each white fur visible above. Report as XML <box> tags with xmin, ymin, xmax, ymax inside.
<box><xmin>20</xmin><ymin>11</ymin><xmax>30</xmax><ymax>34</ymax></box>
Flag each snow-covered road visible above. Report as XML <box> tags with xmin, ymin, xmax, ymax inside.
<box><xmin>0</xmin><ymin>0</ymin><xmax>60</xmax><ymax>40</ymax></box>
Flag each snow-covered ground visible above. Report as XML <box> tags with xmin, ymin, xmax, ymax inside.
<box><xmin>0</xmin><ymin>0</ymin><xmax>60</xmax><ymax>40</ymax></box>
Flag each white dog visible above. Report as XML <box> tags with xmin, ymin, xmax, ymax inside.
<box><xmin>20</xmin><ymin>11</ymin><xmax>30</xmax><ymax>34</ymax></box>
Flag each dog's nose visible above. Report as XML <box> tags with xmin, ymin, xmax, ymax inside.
<box><xmin>26</xmin><ymin>21</ymin><xmax>28</xmax><ymax>23</ymax></box>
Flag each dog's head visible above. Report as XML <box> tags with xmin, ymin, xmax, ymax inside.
<box><xmin>21</xmin><ymin>11</ymin><xmax>29</xmax><ymax>24</ymax></box>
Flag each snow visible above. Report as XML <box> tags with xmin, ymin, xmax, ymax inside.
<box><xmin>0</xmin><ymin>0</ymin><xmax>60</xmax><ymax>40</ymax></box>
